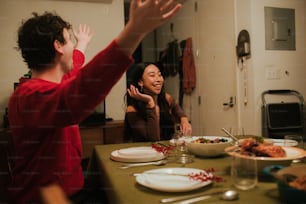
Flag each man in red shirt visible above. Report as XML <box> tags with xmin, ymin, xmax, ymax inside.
<box><xmin>8</xmin><ymin>1</ymin><xmax>182</xmax><ymax>203</ymax></box>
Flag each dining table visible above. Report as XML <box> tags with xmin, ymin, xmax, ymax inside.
<box><xmin>86</xmin><ymin>141</ymin><xmax>288</xmax><ymax>204</ymax></box>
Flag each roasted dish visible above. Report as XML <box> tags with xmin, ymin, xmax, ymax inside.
<box><xmin>240</xmin><ymin>137</ymin><xmax>286</xmax><ymax>157</ymax></box>
<box><xmin>289</xmin><ymin>175</ymin><xmax>306</xmax><ymax>192</ymax></box>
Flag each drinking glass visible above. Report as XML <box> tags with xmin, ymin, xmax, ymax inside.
<box><xmin>173</xmin><ymin>124</ymin><xmax>193</xmax><ymax>164</ymax></box>
<box><xmin>230</xmin><ymin>127</ymin><xmax>245</xmax><ymax>140</ymax></box>
<box><xmin>231</xmin><ymin>153</ymin><xmax>258</xmax><ymax>190</ymax></box>
<box><xmin>284</xmin><ymin>135</ymin><xmax>304</xmax><ymax>149</ymax></box>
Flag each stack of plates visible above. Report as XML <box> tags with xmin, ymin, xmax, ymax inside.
<box><xmin>110</xmin><ymin>146</ymin><xmax>166</xmax><ymax>162</ymax></box>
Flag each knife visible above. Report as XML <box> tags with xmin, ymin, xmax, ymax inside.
<box><xmin>173</xmin><ymin>195</ymin><xmax>211</xmax><ymax>204</ymax></box>
<box><xmin>160</xmin><ymin>190</ymin><xmax>225</xmax><ymax>203</ymax></box>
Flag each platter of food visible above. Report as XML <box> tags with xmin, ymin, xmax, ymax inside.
<box><xmin>225</xmin><ymin>137</ymin><xmax>306</xmax><ymax>173</ymax></box>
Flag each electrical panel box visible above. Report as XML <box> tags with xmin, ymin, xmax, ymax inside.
<box><xmin>265</xmin><ymin>7</ymin><xmax>295</xmax><ymax>50</ymax></box>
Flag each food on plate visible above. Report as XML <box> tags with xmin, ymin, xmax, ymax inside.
<box><xmin>289</xmin><ymin>175</ymin><xmax>306</xmax><ymax>192</ymax></box>
<box><xmin>192</xmin><ymin>137</ymin><xmax>229</xmax><ymax>144</ymax></box>
<box><xmin>240</xmin><ymin>137</ymin><xmax>286</xmax><ymax>157</ymax></box>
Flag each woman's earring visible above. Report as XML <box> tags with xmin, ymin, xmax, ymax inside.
<box><xmin>140</xmin><ymin>86</ymin><xmax>143</xmax><ymax>93</ymax></box>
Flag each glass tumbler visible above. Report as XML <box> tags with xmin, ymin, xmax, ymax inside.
<box><xmin>173</xmin><ymin>124</ymin><xmax>193</xmax><ymax>164</ymax></box>
<box><xmin>284</xmin><ymin>135</ymin><xmax>304</xmax><ymax>149</ymax></box>
<box><xmin>231</xmin><ymin>153</ymin><xmax>258</xmax><ymax>190</ymax></box>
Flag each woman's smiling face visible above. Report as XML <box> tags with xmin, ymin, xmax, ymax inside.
<box><xmin>138</xmin><ymin>64</ymin><xmax>164</xmax><ymax>95</ymax></box>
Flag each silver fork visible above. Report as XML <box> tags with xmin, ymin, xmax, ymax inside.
<box><xmin>119</xmin><ymin>159</ymin><xmax>167</xmax><ymax>169</ymax></box>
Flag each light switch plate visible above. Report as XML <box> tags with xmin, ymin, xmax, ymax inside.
<box><xmin>266</xmin><ymin>66</ymin><xmax>281</xmax><ymax>80</ymax></box>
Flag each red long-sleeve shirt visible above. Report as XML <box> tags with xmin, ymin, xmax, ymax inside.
<box><xmin>8</xmin><ymin>40</ymin><xmax>133</xmax><ymax>203</ymax></box>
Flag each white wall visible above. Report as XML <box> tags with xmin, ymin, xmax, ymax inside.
<box><xmin>243</xmin><ymin>0</ymin><xmax>306</xmax><ymax>135</ymax></box>
<box><xmin>223</xmin><ymin>0</ymin><xmax>306</xmax><ymax>135</ymax></box>
<box><xmin>0</xmin><ymin>0</ymin><xmax>126</xmax><ymax>126</ymax></box>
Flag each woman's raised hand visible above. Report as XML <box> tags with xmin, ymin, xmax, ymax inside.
<box><xmin>127</xmin><ymin>85</ymin><xmax>155</xmax><ymax>108</ymax></box>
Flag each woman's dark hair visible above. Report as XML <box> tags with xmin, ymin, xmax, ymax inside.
<box><xmin>17</xmin><ymin>12</ymin><xmax>71</xmax><ymax>71</ymax></box>
<box><xmin>125</xmin><ymin>62</ymin><xmax>175</xmax><ymax>140</ymax></box>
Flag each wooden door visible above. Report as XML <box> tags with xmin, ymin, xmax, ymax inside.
<box><xmin>195</xmin><ymin>0</ymin><xmax>238</xmax><ymax>135</ymax></box>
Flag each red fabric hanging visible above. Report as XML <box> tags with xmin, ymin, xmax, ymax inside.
<box><xmin>182</xmin><ymin>37</ymin><xmax>196</xmax><ymax>94</ymax></box>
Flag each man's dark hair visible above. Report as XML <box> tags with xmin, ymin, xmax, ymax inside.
<box><xmin>17</xmin><ymin>12</ymin><xmax>71</xmax><ymax>71</ymax></box>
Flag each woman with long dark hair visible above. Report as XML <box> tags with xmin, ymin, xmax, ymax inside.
<box><xmin>125</xmin><ymin>62</ymin><xmax>192</xmax><ymax>142</ymax></box>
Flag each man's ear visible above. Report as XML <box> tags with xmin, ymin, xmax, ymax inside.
<box><xmin>53</xmin><ymin>40</ymin><xmax>64</xmax><ymax>54</ymax></box>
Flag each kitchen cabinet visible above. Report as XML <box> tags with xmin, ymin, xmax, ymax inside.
<box><xmin>79</xmin><ymin>120</ymin><xmax>124</xmax><ymax>159</ymax></box>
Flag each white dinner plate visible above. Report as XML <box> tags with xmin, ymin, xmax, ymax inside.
<box><xmin>110</xmin><ymin>146</ymin><xmax>166</xmax><ymax>163</ymax></box>
<box><xmin>225</xmin><ymin>146</ymin><xmax>306</xmax><ymax>174</ymax></box>
<box><xmin>135</xmin><ymin>167</ymin><xmax>212</xmax><ymax>192</ymax></box>
<box><xmin>269</xmin><ymin>139</ymin><xmax>298</xmax><ymax>147</ymax></box>
<box><xmin>225</xmin><ymin>146</ymin><xmax>306</xmax><ymax>161</ymax></box>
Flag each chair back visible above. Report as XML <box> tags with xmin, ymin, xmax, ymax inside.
<box><xmin>0</xmin><ymin>129</ymin><xmax>13</xmax><ymax>203</ymax></box>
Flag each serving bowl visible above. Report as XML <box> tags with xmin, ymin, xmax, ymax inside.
<box><xmin>225</xmin><ymin>146</ymin><xmax>306</xmax><ymax>174</ymax></box>
<box><xmin>265</xmin><ymin>165</ymin><xmax>306</xmax><ymax>204</ymax></box>
<box><xmin>182</xmin><ymin>136</ymin><xmax>233</xmax><ymax>157</ymax></box>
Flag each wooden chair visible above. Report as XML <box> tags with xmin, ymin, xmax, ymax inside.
<box><xmin>0</xmin><ymin>129</ymin><xmax>71</xmax><ymax>204</ymax></box>
<box><xmin>0</xmin><ymin>129</ymin><xmax>13</xmax><ymax>203</ymax></box>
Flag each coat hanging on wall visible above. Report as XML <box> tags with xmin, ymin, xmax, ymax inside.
<box><xmin>181</xmin><ymin>37</ymin><xmax>196</xmax><ymax>94</ymax></box>
<box><xmin>159</xmin><ymin>39</ymin><xmax>181</xmax><ymax>77</ymax></box>
<box><xmin>159</xmin><ymin>23</ymin><xmax>181</xmax><ymax>77</ymax></box>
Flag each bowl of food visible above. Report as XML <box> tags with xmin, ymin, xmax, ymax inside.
<box><xmin>225</xmin><ymin>137</ymin><xmax>306</xmax><ymax>174</ymax></box>
<box><xmin>265</xmin><ymin>165</ymin><xmax>306</xmax><ymax>204</ymax></box>
<box><xmin>182</xmin><ymin>136</ymin><xmax>233</xmax><ymax>157</ymax></box>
